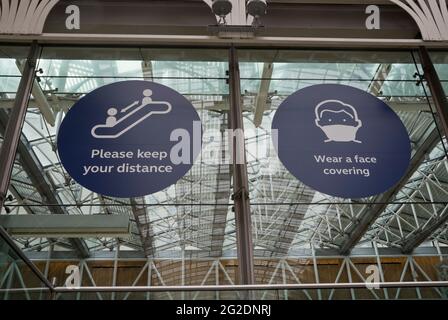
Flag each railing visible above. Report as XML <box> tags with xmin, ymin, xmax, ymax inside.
<box><xmin>1</xmin><ymin>282</ymin><xmax>448</xmax><ymax>300</ymax></box>
<box><xmin>51</xmin><ymin>281</ymin><xmax>448</xmax><ymax>292</ymax></box>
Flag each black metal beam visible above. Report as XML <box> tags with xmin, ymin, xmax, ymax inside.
<box><xmin>400</xmin><ymin>47</ymin><xmax>448</xmax><ymax>253</ymax></box>
<box><xmin>229</xmin><ymin>47</ymin><xmax>255</xmax><ymax>285</ymax></box>
<box><xmin>0</xmin><ymin>42</ymin><xmax>39</xmax><ymax>210</ymax></box>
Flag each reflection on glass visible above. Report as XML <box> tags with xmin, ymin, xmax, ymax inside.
<box><xmin>0</xmin><ymin>46</ymin><xmax>30</xmax><ymax>156</ymax></box>
<box><xmin>240</xmin><ymin>49</ymin><xmax>447</xmax><ymax>257</ymax></box>
<box><xmin>430</xmin><ymin>51</ymin><xmax>448</xmax><ymax>95</ymax></box>
<box><xmin>4</xmin><ymin>47</ymin><xmax>235</xmax><ymax>261</ymax></box>
<box><xmin>1</xmin><ymin>46</ymin><xmax>447</xmax><ymax>298</ymax></box>
<box><xmin>0</xmin><ymin>235</ymin><xmax>48</xmax><ymax>300</ymax></box>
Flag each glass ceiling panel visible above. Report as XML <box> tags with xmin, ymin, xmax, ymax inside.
<box><xmin>428</xmin><ymin>51</ymin><xmax>448</xmax><ymax>244</ymax></box>
<box><xmin>2</xmin><ymin>46</ymin><xmax>448</xmax><ymax>260</ymax></box>
<box><xmin>0</xmin><ymin>46</ymin><xmax>30</xmax><ymax>210</ymax></box>
<box><xmin>2</xmin><ymin>46</ymin><xmax>234</xmax><ymax>258</ymax></box>
<box><xmin>239</xmin><ymin>49</ymin><xmax>447</xmax><ymax>256</ymax></box>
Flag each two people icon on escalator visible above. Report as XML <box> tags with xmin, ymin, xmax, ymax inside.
<box><xmin>91</xmin><ymin>89</ymin><xmax>172</xmax><ymax>139</ymax></box>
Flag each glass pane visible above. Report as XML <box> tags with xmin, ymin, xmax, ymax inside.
<box><xmin>5</xmin><ymin>46</ymin><xmax>234</xmax><ymax>265</ymax></box>
<box><xmin>430</xmin><ymin>51</ymin><xmax>448</xmax><ymax>96</ymax></box>
<box><xmin>0</xmin><ymin>234</ymin><xmax>49</xmax><ymax>300</ymax></box>
<box><xmin>2</xmin><ymin>45</ymin><xmax>448</xmax><ymax>300</ymax></box>
<box><xmin>240</xmin><ymin>49</ymin><xmax>448</xmax><ymax>261</ymax></box>
<box><xmin>0</xmin><ymin>45</ymin><xmax>30</xmax><ymax>157</ymax></box>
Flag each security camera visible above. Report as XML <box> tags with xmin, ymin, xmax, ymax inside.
<box><xmin>247</xmin><ymin>0</ymin><xmax>267</xmax><ymax>18</ymax></box>
<box><xmin>212</xmin><ymin>0</ymin><xmax>232</xmax><ymax>17</ymax></box>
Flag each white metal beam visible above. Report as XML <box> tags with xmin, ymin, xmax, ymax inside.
<box><xmin>0</xmin><ymin>214</ymin><xmax>130</xmax><ymax>238</ymax></box>
<box><xmin>15</xmin><ymin>59</ymin><xmax>55</xmax><ymax>126</ymax></box>
<box><xmin>253</xmin><ymin>62</ymin><xmax>273</xmax><ymax>127</ymax></box>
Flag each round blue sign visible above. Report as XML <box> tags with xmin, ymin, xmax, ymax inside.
<box><xmin>58</xmin><ymin>80</ymin><xmax>202</xmax><ymax>198</ymax></box>
<box><xmin>272</xmin><ymin>84</ymin><xmax>411</xmax><ymax>199</ymax></box>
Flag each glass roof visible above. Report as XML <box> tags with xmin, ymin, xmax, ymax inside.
<box><xmin>1</xmin><ymin>46</ymin><xmax>448</xmax><ymax>259</ymax></box>
<box><xmin>240</xmin><ymin>49</ymin><xmax>448</xmax><ymax>256</ymax></box>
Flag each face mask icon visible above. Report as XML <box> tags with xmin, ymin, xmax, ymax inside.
<box><xmin>315</xmin><ymin>100</ymin><xmax>362</xmax><ymax>143</ymax></box>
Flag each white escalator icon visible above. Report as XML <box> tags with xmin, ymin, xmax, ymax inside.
<box><xmin>91</xmin><ymin>89</ymin><xmax>172</xmax><ymax>139</ymax></box>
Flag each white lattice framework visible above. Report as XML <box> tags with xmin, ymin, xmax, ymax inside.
<box><xmin>0</xmin><ymin>0</ymin><xmax>59</xmax><ymax>35</ymax></box>
<box><xmin>390</xmin><ymin>0</ymin><xmax>448</xmax><ymax>41</ymax></box>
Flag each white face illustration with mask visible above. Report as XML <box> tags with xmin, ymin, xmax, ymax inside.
<box><xmin>315</xmin><ymin>100</ymin><xmax>362</xmax><ymax>143</ymax></box>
